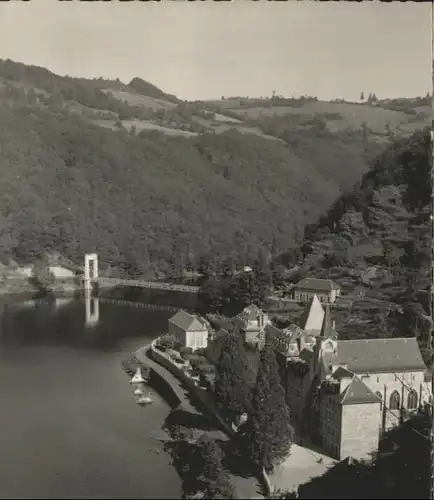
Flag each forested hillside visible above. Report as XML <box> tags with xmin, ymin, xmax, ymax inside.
<box><xmin>291</xmin><ymin>128</ymin><xmax>431</xmax><ymax>347</ymax></box>
<box><xmin>0</xmin><ymin>59</ymin><xmax>427</xmax><ymax>279</ymax></box>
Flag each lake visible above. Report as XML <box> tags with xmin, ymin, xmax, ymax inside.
<box><xmin>0</xmin><ymin>296</ymin><xmax>182</xmax><ymax>499</ymax></box>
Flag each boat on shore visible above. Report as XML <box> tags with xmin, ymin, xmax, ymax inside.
<box><xmin>130</xmin><ymin>368</ymin><xmax>153</xmax><ymax>405</ymax></box>
<box><xmin>138</xmin><ymin>392</ymin><xmax>154</xmax><ymax>405</ymax></box>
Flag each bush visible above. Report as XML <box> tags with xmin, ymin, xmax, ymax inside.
<box><xmin>191</xmin><ymin>355</ymin><xmax>210</xmax><ymax>371</ymax></box>
<box><xmin>180</xmin><ymin>346</ymin><xmax>194</xmax><ymax>358</ymax></box>
<box><xmin>185</xmin><ymin>354</ymin><xmax>202</xmax><ymax>363</ymax></box>
<box><xmin>197</xmin><ymin>363</ymin><xmax>215</xmax><ymax>375</ymax></box>
<box><xmin>156</xmin><ymin>334</ymin><xmax>176</xmax><ymax>351</ymax></box>
<box><xmin>194</xmin><ymin>347</ymin><xmax>207</xmax><ymax>357</ymax></box>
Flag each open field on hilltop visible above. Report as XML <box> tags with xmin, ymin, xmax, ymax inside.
<box><xmin>206</xmin><ymin>99</ymin><xmax>431</xmax><ymax>135</ymax></box>
<box><xmin>94</xmin><ymin>118</ymin><xmax>198</xmax><ymax>137</ymax></box>
<box><xmin>101</xmin><ymin>88</ymin><xmax>177</xmax><ymax>111</ymax></box>
<box><xmin>213</xmin><ymin>112</ymin><xmax>243</xmax><ymax>124</ymax></box>
<box><xmin>192</xmin><ymin>116</ymin><xmax>284</xmax><ymax>142</ymax></box>
<box><xmin>94</xmin><ymin>116</ymin><xmax>284</xmax><ymax>141</ymax></box>
<box><xmin>213</xmin><ymin>123</ymin><xmax>284</xmax><ymax>141</ymax></box>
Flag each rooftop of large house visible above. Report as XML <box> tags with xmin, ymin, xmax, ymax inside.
<box><xmin>238</xmin><ymin>304</ymin><xmax>263</xmax><ymax>321</ymax></box>
<box><xmin>169</xmin><ymin>310</ymin><xmax>207</xmax><ymax>331</ymax></box>
<box><xmin>295</xmin><ymin>278</ymin><xmax>340</xmax><ymax>292</ymax></box>
<box><xmin>235</xmin><ymin>304</ymin><xmax>268</xmax><ymax>331</ymax></box>
<box><xmin>339</xmin><ymin>375</ymin><xmax>381</xmax><ymax>406</ymax></box>
<box><xmin>325</xmin><ymin>337</ymin><xmax>426</xmax><ymax>374</ymax></box>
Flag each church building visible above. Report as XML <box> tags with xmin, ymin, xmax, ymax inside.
<box><xmin>272</xmin><ymin>295</ymin><xmax>430</xmax><ymax>461</ymax></box>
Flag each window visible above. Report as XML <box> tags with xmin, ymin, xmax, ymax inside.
<box><xmin>389</xmin><ymin>390</ymin><xmax>400</xmax><ymax>410</ymax></box>
<box><xmin>407</xmin><ymin>389</ymin><xmax>418</xmax><ymax>410</ymax></box>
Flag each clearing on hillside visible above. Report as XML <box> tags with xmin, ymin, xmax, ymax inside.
<box><xmin>101</xmin><ymin>89</ymin><xmax>176</xmax><ymax>111</ymax></box>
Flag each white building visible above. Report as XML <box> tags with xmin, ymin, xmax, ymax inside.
<box><xmin>168</xmin><ymin>310</ymin><xmax>209</xmax><ymax>351</ymax></box>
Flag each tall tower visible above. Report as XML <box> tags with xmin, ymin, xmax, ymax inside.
<box><xmin>84</xmin><ymin>253</ymin><xmax>99</xmax><ymax>293</ymax></box>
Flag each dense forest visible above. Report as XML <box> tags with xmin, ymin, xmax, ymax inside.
<box><xmin>0</xmin><ymin>59</ymin><xmax>430</xmax><ymax>290</ymax></box>
<box><xmin>0</xmin><ymin>59</ymin><xmax>402</xmax><ymax>278</ymax></box>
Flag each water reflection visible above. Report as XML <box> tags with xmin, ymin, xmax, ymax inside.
<box><xmin>84</xmin><ymin>289</ymin><xmax>100</xmax><ymax>327</ymax></box>
<box><xmin>0</xmin><ymin>294</ymin><xmax>182</xmax><ymax>498</ymax></box>
<box><xmin>1</xmin><ymin>294</ymin><xmax>172</xmax><ymax>352</ymax></box>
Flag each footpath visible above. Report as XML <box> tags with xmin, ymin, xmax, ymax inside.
<box><xmin>135</xmin><ymin>345</ymin><xmax>198</xmax><ymax>414</ymax></box>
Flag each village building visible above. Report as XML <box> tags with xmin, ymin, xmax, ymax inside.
<box><xmin>273</xmin><ymin>296</ymin><xmax>429</xmax><ymax>462</ymax></box>
<box><xmin>291</xmin><ymin>277</ymin><xmax>341</xmax><ymax>304</ymax></box>
<box><xmin>168</xmin><ymin>310</ymin><xmax>209</xmax><ymax>351</ymax></box>
<box><xmin>236</xmin><ymin>304</ymin><xmax>271</xmax><ymax>348</ymax></box>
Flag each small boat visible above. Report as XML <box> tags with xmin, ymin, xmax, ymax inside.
<box><xmin>134</xmin><ymin>388</ymin><xmax>144</xmax><ymax>396</ymax></box>
<box><xmin>138</xmin><ymin>393</ymin><xmax>153</xmax><ymax>405</ymax></box>
<box><xmin>130</xmin><ymin>367</ymin><xmax>146</xmax><ymax>385</ymax></box>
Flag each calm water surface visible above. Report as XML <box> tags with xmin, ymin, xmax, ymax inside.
<box><xmin>0</xmin><ymin>297</ymin><xmax>182</xmax><ymax>499</ymax></box>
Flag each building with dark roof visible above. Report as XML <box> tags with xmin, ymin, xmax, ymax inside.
<box><xmin>291</xmin><ymin>277</ymin><xmax>341</xmax><ymax>304</ymax></box>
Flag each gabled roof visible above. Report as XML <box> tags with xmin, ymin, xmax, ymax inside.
<box><xmin>169</xmin><ymin>310</ymin><xmax>206</xmax><ymax>331</ymax></box>
<box><xmin>299</xmin><ymin>295</ymin><xmax>324</xmax><ymax>334</ymax></box>
<box><xmin>339</xmin><ymin>375</ymin><xmax>381</xmax><ymax>406</ymax></box>
<box><xmin>271</xmin><ymin>324</ymin><xmax>304</xmax><ymax>357</ymax></box>
<box><xmin>239</xmin><ymin>304</ymin><xmax>262</xmax><ymax>321</ymax></box>
<box><xmin>332</xmin><ymin>337</ymin><xmax>426</xmax><ymax>373</ymax></box>
<box><xmin>283</xmin><ymin>323</ymin><xmax>306</xmax><ymax>342</ymax></box>
<box><xmin>295</xmin><ymin>277</ymin><xmax>340</xmax><ymax>292</ymax></box>
<box><xmin>332</xmin><ymin>366</ymin><xmax>354</xmax><ymax>380</ymax></box>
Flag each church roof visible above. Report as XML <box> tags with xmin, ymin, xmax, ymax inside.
<box><xmin>331</xmin><ymin>338</ymin><xmax>426</xmax><ymax>374</ymax></box>
<box><xmin>299</xmin><ymin>295</ymin><xmax>325</xmax><ymax>334</ymax></box>
<box><xmin>169</xmin><ymin>310</ymin><xmax>206</xmax><ymax>332</ymax></box>
<box><xmin>339</xmin><ymin>375</ymin><xmax>381</xmax><ymax>406</ymax></box>
<box><xmin>295</xmin><ymin>277</ymin><xmax>340</xmax><ymax>292</ymax></box>
<box><xmin>320</xmin><ymin>305</ymin><xmax>336</xmax><ymax>339</ymax></box>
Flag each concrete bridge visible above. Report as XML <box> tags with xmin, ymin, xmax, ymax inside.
<box><xmin>82</xmin><ymin>253</ymin><xmax>199</xmax><ymax>294</ymax></box>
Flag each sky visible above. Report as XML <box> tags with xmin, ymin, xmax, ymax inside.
<box><xmin>0</xmin><ymin>0</ymin><xmax>431</xmax><ymax>102</ymax></box>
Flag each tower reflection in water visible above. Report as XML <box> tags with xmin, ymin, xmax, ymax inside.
<box><xmin>84</xmin><ymin>289</ymin><xmax>100</xmax><ymax>327</ymax></box>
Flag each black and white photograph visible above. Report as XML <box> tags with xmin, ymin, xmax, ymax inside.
<box><xmin>0</xmin><ymin>1</ymin><xmax>432</xmax><ymax>499</ymax></box>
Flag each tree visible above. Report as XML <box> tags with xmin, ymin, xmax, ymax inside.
<box><xmin>197</xmin><ymin>277</ymin><xmax>230</xmax><ymax>314</ymax></box>
<box><xmin>243</xmin><ymin>341</ymin><xmax>293</xmax><ymax>472</ymax></box>
<box><xmin>156</xmin><ymin>334</ymin><xmax>176</xmax><ymax>351</ymax></box>
<box><xmin>32</xmin><ymin>260</ymin><xmax>55</xmax><ymax>291</ymax></box>
<box><xmin>269</xmin><ymin>488</ymin><xmax>299</xmax><ymax>499</ymax></box>
<box><xmin>360</xmin><ymin>92</ymin><xmax>364</xmax><ymax>101</ymax></box>
<box><xmin>194</xmin><ymin>434</ymin><xmax>235</xmax><ymax>499</ymax></box>
<box><xmin>214</xmin><ymin>333</ymin><xmax>251</xmax><ymax>421</ymax></box>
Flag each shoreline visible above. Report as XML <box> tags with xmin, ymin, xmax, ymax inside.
<box><xmin>135</xmin><ymin>341</ymin><xmax>266</xmax><ymax>499</ymax></box>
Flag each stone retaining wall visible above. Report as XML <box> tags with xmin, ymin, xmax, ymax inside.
<box><xmin>149</xmin><ymin>340</ymin><xmax>272</xmax><ymax>497</ymax></box>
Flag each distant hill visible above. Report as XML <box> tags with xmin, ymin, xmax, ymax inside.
<box><xmin>206</xmin><ymin>95</ymin><xmax>431</xmax><ymax>137</ymax></box>
<box><xmin>0</xmin><ymin>59</ymin><xmax>429</xmax><ymax>281</ymax></box>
